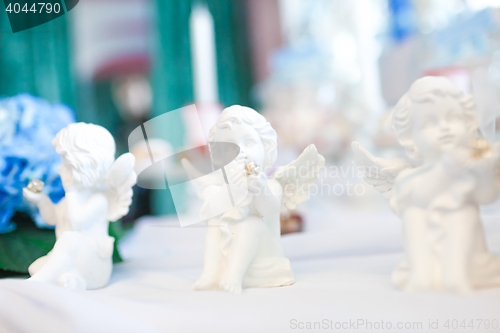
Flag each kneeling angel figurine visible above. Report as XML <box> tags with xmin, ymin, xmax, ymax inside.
<box><xmin>23</xmin><ymin>123</ymin><xmax>136</xmax><ymax>290</ymax></box>
<box><xmin>353</xmin><ymin>76</ymin><xmax>500</xmax><ymax>292</ymax></box>
<box><xmin>185</xmin><ymin>105</ymin><xmax>325</xmax><ymax>293</ymax></box>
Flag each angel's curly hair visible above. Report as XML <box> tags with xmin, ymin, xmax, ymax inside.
<box><xmin>208</xmin><ymin>105</ymin><xmax>277</xmax><ymax>171</ymax></box>
<box><xmin>53</xmin><ymin>122</ymin><xmax>116</xmax><ymax>187</ymax></box>
<box><xmin>391</xmin><ymin>76</ymin><xmax>479</xmax><ymax>159</ymax></box>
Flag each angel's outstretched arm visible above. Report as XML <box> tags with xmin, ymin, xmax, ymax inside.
<box><xmin>23</xmin><ymin>189</ymin><xmax>58</xmax><ymax>226</ymax></box>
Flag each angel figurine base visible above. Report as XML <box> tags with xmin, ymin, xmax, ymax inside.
<box><xmin>186</xmin><ymin>105</ymin><xmax>325</xmax><ymax>293</ymax></box>
<box><xmin>353</xmin><ymin>76</ymin><xmax>500</xmax><ymax>293</ymax></box>
<box><xmin>23</xmin><ymin>123</ymin><xmax>137</xmax><ymax>290</ymax></box>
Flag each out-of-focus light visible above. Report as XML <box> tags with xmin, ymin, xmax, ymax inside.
<box><xmin>317</xmin><ymin>83</ymin><xmax>336</xmax><ymax>106</ymax></box>
<box><xmin>113</xmin><ymin>75</ymin><xmax>152</xmax><ymax>119</ymax></box>
<box><xmin>331</xmin><ymin>32</ymin><xmax>362</xmax><ymax>84</ymax></box>
<box><xmin>466</xmin><ymin>0</ymin><xmax>500</xmax><ymax>11</ymax></box>
<box><xmin>452</xmin><ymin>0</ymin><xmax>466</xmax><ymax>13</ymax></box>
<box><xmin>333</xmin><ymin>32</ymin><xmax>358</xmax><ymax>62</ymax></box>
<box><xmin>190</xmin><ymin>4</ymin><xmax>218</xmax><ymax>104</ymax></box>
<box><xmin>420</xmin><ymin>22</ymin><xmax>435</xmax><ymax>34</ymax></box>
<box><xmin>488</xmin><ymin>51</ymin><xmax>500</xmax><ymax>87</ymax></box>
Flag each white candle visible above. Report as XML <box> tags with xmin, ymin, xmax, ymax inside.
<box><xmin>190</xmin><ymin>5</ymin><xmax>219</xmax><ymax>104</ymax></box>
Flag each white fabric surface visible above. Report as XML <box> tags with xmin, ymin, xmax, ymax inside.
<box><xmin>1</xmin><ymin>209</ymin><xmax>500</xmax><ymax>333</ymax></box>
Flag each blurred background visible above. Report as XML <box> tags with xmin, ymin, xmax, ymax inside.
<box><xmin>2</xmin><ymin>0</ymin><xmax>500</xmax><ymax>272</ymax></box>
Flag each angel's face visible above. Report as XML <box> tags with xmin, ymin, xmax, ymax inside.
<box><xmin>411</xmin><ymin>95</ymin><xmax>469</xmax><ymax>161</ymax></box>
<box><xmin>215</xmin><ymin>123</ymin><xmax>266</xmax><ymax>168</ymax></box>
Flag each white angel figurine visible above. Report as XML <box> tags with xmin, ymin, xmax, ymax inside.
<box><xmin>353</xmin><ymin>76</ymin><xmax>500</xmax><ymax>292</ymax></box>
<box><xmin>23</xmin><ymin>123</ymin><xmax>136</xmax><ymax>290</ymax></box>
<box><xmin>185</xmin><ymin>105</ymin><xmax>325</xmax><ymax>293</ymax></box>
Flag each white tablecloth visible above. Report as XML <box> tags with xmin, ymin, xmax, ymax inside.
<box><xmin>1</xmin><ymin>209</ymin><xmax>499</xmax><ymax>333</ymax></box>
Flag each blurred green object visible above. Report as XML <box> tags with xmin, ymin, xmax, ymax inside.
<box><xmin>150</xmin><ymin>0</ymin><xmax>254</xmax><ymax>215</ymax></box>
<box><xmin>109</xmin><ymin>219</ymin><xmax>124</xmax><ymax>264</ymax></box>
<box><xmin>0</xmin><ymin>213</ymin><xmax>123</xmax><ymax>278</ymax></box>
<box><xmin>0</xmin><ymin>213</ymin><xmax>55</xmax><ymax>275</ymax></box>
<box><xmin>0</xmin><ymin>10</ymin><xmax>75</xmax><ymax>107</ymax></box>
<box><xmin>0</xmin><ymin>14</ymin><xmax>73</xmax><ymax>276</ymax></box>
<box><xmin>208</xmin><ymin>0</ymin><xmax>254</xmax><ymax>108</ymax></box>
<box><xmin>151</xmin><ymin>0</ymin><xmax>254</xmax><ymax>121</ymax></box>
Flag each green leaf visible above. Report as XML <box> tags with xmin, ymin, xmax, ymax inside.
<box><xmin>109</xmin><ymin>221</ymin><xmax>124</xmax><ymax>264</ymax></box>
<box><xmin>0</xmin><ymin>268</ymin><xmax>29</xmax><ymax>279</ymax></box>
<box><xmin>0</xmin><ymin>213</ymin><xmax>55</xmax><ymax>274</ymax></box>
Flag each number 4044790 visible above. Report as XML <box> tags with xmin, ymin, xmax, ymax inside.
<box><xmin>5</xmin><ymin>3</ymin><xmax>61</xmax><ymax>14</ymax></box>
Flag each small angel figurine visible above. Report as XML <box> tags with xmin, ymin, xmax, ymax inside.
<box><xmin>353</xmin><ymin>76</ymin><xmax>500</xmax><ymax>292</ymax></box>
<box><xmin>23</xmin><ymin>123</ymin><xmax>136</xmax><ymax>290</ymax></box>
<box><xmin>186</xmin><ymin>105</ymin><xmax>325</xmax><ymax>293</ymax></box>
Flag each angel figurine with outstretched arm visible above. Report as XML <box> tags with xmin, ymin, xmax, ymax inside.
<box><xmin>185</xmin><ymin>105</ymin><xmax>325</xmax><ymax>293</ymax></box>
<box><xmin>23</xmin><ymin>123</ymin><xmax>136</xmax><ymax>290</ymax></box>
<box><xmin>353</xmin><ymin>76</ymin><xmax>500</xmax><ymax>292</ymax></box>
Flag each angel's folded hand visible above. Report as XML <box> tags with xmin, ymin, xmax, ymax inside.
<box><xmin>247</xmin><ymin>172</ymin><xmax>267</xmax><ymax>194</ymax></box>
<box><xmin>228</xmin><ymin>166</ymin><xmax>245</xmax><ymax>183</ymax></box>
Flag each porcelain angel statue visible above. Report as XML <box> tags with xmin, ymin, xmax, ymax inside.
<box><xmin>23</xmin><ymin>123</ymin><xmax>136</xmax><ymax>290</ymax></box>
<box><xmin>183</xmin><ymin>105</ymin><xmax>325</xmax><ymax>293</ymax></box>
<box><xmin>353</xmin><ymin>76</ymin><xmax>500</xmax><ymax>292</ymax></box>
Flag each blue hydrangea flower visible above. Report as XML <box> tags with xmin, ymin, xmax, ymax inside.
<box><xmin>0</xmin><ymin>94</ymin><xmax>75</xmax><ymax>233</ymax></box>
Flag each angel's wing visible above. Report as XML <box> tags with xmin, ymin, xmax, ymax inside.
<box><xmin>271</xmin><ymin>144</ymin><xmax>325</xmax><ymax>212</ymax></box>
<box><xmin>351</xmin><ymin>141</ymin><xmax>411</xmax><ymax>199</ymax></box>
<box><xmin>180</xmin><ymin>158</ymin><xmax>224</xmax><ymax>199</ymax></box>
<box><xmin>105</xmin><ymin>153</ymin><xmax>137</xmax><ymax>222</ymax></box>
